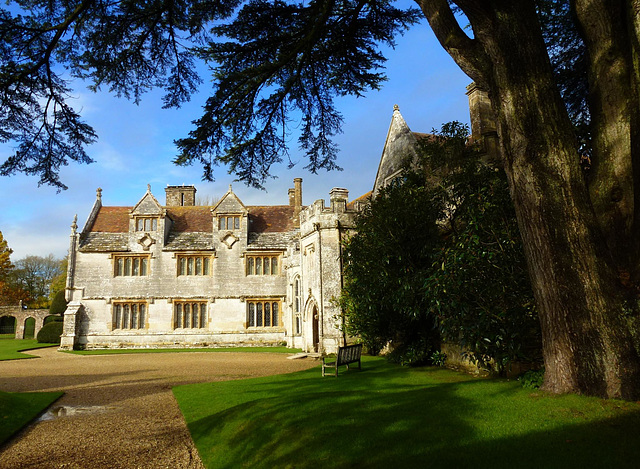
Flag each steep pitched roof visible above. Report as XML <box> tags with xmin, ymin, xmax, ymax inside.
<box><xmin>166</xmin><ymin>206</ymin><xmax>213</xmax><ymax>233</ymax></box>
<box><xmin>90</xmin><ymin>207</ymin><xmax>131</xmax><ymax>232</ymax></box>
<box><xmin>372</xmin><ymin>105</ymin><xmax>422</xmax><ymax>196</ymax></box>
<box><xmin>247</xmin><ymin>206</ymin><xmax>296</xmax><ymax>233</ymax></box>
<box><xmin>86</xmin><ymin>204</ymin><xmax>297</xmax><ymax>234</ymax></box>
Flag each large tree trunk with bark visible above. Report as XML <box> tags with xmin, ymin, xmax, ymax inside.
<box><xmin>419</xmin><ymin>0</ymin><xmax>640</xmax><ymax>399</ymax></box>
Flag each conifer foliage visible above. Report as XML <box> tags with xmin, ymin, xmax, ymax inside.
<box><xmin>0</xmin><ymin>0</ymin><xmax>419</xmax><ymax>189</ymax></box>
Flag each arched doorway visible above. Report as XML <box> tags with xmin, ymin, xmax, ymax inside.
<box><xmin>312</xmin><ymin>305</ymin><xmax>319</xmax><ymax>353</ymax></box>
<box><xmin>23</xmin><ymin>317</ymin><xmax>35</xmax><ymax>339</ymax></box>
<box><xmin>0</xmin><ymin>315</ymin><xmax>16</xmax><ymax>336</ymax></box>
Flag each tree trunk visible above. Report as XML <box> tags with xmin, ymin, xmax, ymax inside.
<box><xmin>574</xmin><ymin>0</ymin><xmax>639</xmax><ymax>272</ymax></box>
<box><xmin>420</xmin><ymin>0</ymin><xmax>640</xmax><ymax>398</ymax></box>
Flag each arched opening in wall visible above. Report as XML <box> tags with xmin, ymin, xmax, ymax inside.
<box><xmin>312</xmin><ymin>305</ymin><xmax>319</xmax><ymax>353</ymax></box>
<box><xmin>0</xmin><ymin>315</ymin><xmax>16</xmax><ymax>337</ymax></box>
<box><xmin>23</xmin><ymin>317</ymin><xmax>36</xmax><ymax>339</ymax></box>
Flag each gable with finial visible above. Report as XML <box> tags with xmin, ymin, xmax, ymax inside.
<box><xmin>372</xmin><ymin>105</ymin><xmax>424</xmax><ymax>196</ymax></box>
<box><xmin>212</xmin><ymin>185</ymin><xmax>248</xmax><ymax>215</ymax></box>
<box><xmin>131</xmin><ymin>184</ymin><xmax>164</xmax><ymax>216</ymax></box>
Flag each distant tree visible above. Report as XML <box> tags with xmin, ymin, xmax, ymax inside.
<box><xmin>195</xmin><ymin>195</ymin><xmax>220</xmax><ymax>206</ymax></box>
<box><xmin>12</xmin><ymin>255</ymin><xmax>63</xmax><ymax>308</ymax></box>
<box><xmin>48</xmin><ymin>258</ymin><xmax>68</xmax><ymax>301</ymax></box>
<box><xmin>0</xmin><ymin>231</ymin><xmax>12</xmax><ymax>277</ymax></box>
<box><xmin>0</xmin><ymin>231</ymin><xmax>20</xmax><ymax>306</ymax></box>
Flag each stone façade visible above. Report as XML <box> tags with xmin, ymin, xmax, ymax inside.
<box><xmin>60</xmin><ymin>179</ymin><xmax>364</xmax><ymax>354</ymax></box>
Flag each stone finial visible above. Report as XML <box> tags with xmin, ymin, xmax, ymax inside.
<box><xmin>228</xmin><ymin>184</ymin><xmax>233</xmax><ymax>193</ymax></box>
<box><xmin>147</xmin><ymin>184</ymin><xmax>151</xmax><ymax>193</ymax></box>
<box><xmin>393</xmin><ymin>104</ymin><xmax>400</xmax><ymax>112</ymax></box>
<box><xmin>71</xmin><ymin>214</ymin><xmax>78</xmax><ymax>234</ymax></box>
<box><xmin>96</xmin><ymin>187</ymin><xmax>102</xmax><ymax>200</ymax></box>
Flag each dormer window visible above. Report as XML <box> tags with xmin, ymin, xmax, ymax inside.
<box><xmin>219</xmin><ymin>215</ymin><xmax>240</xmax><ymax>230</ymax></box>
<box><xmin>136</xmin><ymin>217</ymin><xmax>158</xmax><ymax>232</ymax></box>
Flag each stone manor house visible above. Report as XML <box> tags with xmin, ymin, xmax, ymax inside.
<box><xmin>60</xmin><ymin>85</ymin><xmax>495</xmax><ymax>353</ymax></box>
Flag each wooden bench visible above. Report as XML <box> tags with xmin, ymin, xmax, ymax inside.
<box><xmin>322</xmin><ymin>344</ymin><xmax>363</xmax><ymax>377</ymax></box>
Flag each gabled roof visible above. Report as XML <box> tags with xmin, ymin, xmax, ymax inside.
<box><xmin>372</xmin><ymin>105</ymin><xmax>422</xmax><ymax>196</ymax></box>
<box><xmin>79</xmin><ymin>184</ymin><xmax>299</xmax><ymax>252</ymax></box>
<box><xmin>131</xmin><ymin>185</ymin><xmax>163</xmax><ymax>215</ymax></box>
<box><xmin>85</xmin><ymin>205</ymin><xmax>297</xmax><ymax>235</ymax></box>
<box><xmin>212</xmin><ymin>186</ymin><xmax>248</xmax><ymax>214</ymax></box>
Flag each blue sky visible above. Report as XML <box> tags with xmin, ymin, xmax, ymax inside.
<box><xmin>0</xmin><ymin>16</ymin><xmax>471</xmax><ymax>261</ymax></box>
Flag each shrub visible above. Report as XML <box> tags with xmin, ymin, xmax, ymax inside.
<box><xmin>49</xmin><ymin>290</ymin><xmax>68</xmax><ymax>315</ymax></box>
<box><xmin>36</xmin><ymin>321</ymin><xmax>63</xmax><ymax>344</ymax></box>
<box><xmin>519</xmin><ymin>368</ymin><xmax>545</xmax><ymax>389</ymax></box>
<box><xmin>430</xmin><ymin>350</ymin><xmax>447</xmax><ymax>367</ymax></box>
<box><xmin>43</xmin><ymin>315</ymin><xmax>64</xmax><ymax>325</ymax></box>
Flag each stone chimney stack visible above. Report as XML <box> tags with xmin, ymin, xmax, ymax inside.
<box><xmin>329</xmin><ymin>187</ymin><xmax>349</xmax><ymax>213</ymax></box>
<box><xmin>288</xmin><ymin>188</ymin><xmax>296</xmax><ymax>207</ymax></box>
<box><xmin>291</xmin><ymin>178</ymin><xmax>303</xmax><ymax>228</ymax></box>
<box><xmin>294</xmin><ymin>178</ymin><xmax>302</xmax><ymax>209</ymax></box>
<box><xmin>165</xmin><ymin>185</ymin><xmax>196</xmax><ymax>207</ymax></box>
<box><xmin>466</xmin><ymin>83</ymin><xmax>499</xmax><ymax>160</ymax></box>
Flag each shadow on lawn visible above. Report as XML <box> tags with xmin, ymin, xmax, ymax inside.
<box><xmin>182</xmin><ymin>359</ymin><xmax>640</xmax><ymax>469</ymax></box>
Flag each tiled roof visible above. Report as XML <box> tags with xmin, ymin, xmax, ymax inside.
<box><xmin>166</xmin><ymin>207</ymin><xmax>213</xmax><ymax>233</ymax></box>
<box><xmin>347</xmin><ymin>191</ymin><xmax>372</xmax><ymax>210</ymax></box>
<box><xmin>247</xmin><ymin>206</ymin><xmax>296</xmax><ymax>233</ymax></box>
<box><xmin>164</xmin><ymin>232</ymin><xmax>215</xmax><ymax>251</ymax></box>
<box><xmin>247</xmin><ymin>231</ymin><xmax>298</xmax><ymax>250</ymax></box>
<box><xmin>88</xmin><ymin>205</ymin><xmax>296</xmax><ymax>234</ymax></box>
<box><xmin>79</xmin><ymin>233</ymin><xmax>129</xmax><ymax>252</ymax></box>
<box><xmin>91</xmin><ymin>207</ymin><xmax>131</xmax><ymax>232</ymax></box>
<box><xmin>82</xmin><ymin>203</ymin><xmax>297</xmax><ymax>252</ymax></box>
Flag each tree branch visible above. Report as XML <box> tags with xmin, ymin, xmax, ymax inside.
<box><xmin>415</xmin><ymin>0</ymin><xmax>490</xmax><ymax>87</ymax></box>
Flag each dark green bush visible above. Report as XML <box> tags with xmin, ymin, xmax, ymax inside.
<box><xmin>430</xmin><ymin>350</ymin><xmax>447</xmax><ymax>367</ymax></box>
<box><xmin>519</xmin><ymin>368</ymin><xmax>545</xmax><ymax>389</ymax></box>
<box><xmin>36</xmin><ymin>321</ymin><xmax>63</xmax><ymax>344</ymax></box>
<box><xmin>49</xmin><ymin>290</ymin><xmax>68</xmax><ymax>315</ymax></box>
<box><xmin>43</xmin><ymin>315</ymin><xmax>64</xmax><ymax>325</ymax></box>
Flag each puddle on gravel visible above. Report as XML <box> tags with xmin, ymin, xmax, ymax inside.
<box><xmin>38</xmin><ymin>405</ymin><xmax>110</xmax><ymax>421</ymax></box>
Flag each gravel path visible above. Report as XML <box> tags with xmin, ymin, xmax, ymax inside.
<box><xmin>0</xmin><ymin>348</ymin><xmax>318</xmax><ymax>468</ymax></box>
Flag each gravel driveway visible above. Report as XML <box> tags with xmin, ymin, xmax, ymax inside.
<box><xmin>0</xmin><ymin>348</ymin><xmax>318</xmax><ymax>468</ymax></box>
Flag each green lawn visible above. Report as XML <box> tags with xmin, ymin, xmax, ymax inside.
<box><xmin>68</xmin><ymin>346</ymin><xmax>300</xmax><ymax>355</ymax></box>
<box><xmin>0</xmin><ymin>339</ymin><xmax>57</xmax><ymax>361</ymax></box>
<box><xmin>0</xmin><ymin>390</ymin><xmax>63</xmax><ymax>445</ymax></box>
<box><xmin>174</xmin><ymin>357</ymin><xmax>640</xmax><ymax>469</ymax></box>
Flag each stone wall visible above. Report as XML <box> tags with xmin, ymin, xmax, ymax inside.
<box><xmin>0</xmin><ymin>305</ymin><xmax>51</xmax><ymax>339</ymax></box>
